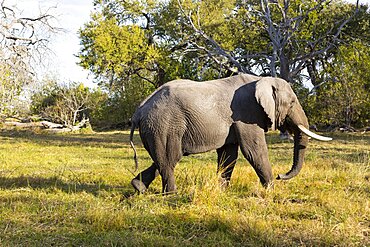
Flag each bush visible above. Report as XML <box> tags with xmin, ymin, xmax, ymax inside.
<box><xmin>31</xmin><ymin>81</ymin><xmax>107</xmax><ymax>129</ymax></box>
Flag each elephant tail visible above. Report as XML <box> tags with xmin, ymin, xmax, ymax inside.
<box><xmin>129</xmin><ymin>120</ymin><xmax>139</xmax><ymax>172</ymax></box>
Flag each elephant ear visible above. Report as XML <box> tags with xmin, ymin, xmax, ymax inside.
<box><xmin>255</xmin><ymin>78</ymin><xmax>277</xmax><ymax>130</ymax></box>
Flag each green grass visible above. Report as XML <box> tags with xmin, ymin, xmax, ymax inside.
<box><xmin>0</xmin><ymin>128</ymin><xmax>368</xmax><ymax>246</ymax></box>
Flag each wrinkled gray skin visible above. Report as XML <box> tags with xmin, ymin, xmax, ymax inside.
<box><xmin>130</xmin><ymin>74</ymin><xmax>309</xmax><ymax>193</ymax></box>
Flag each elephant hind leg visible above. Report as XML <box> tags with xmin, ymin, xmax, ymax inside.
<box><xmin>159</xmin><ymin>134</ymin><xmax>186</xmax><ymax>193</ymax></box>
<box><xmin>217</xmin><ymin>144</ymin><xmax>238</xmax><ymax>187</ymax></box>
<box><xmin>131</xmin><ymin>159</ymin><xmax>179</xmax><ymax>194</ymax></box>
<box><xmin>131</xmin><ymin>163</ymin><xmax>159</xmax><ymax>193</ymax></box>
<box><xmin>158</xmin><ymin>165</ymin><xmax>177</xmax><ymax>193</ymax></box>
<box><xmin>143</xmin><ymin>134</ymin><xmax>182</xmax><ymax>194</ymax></box>
<box><xmin>132</xmin><ymin>130</ymin><xmax>182</xmax><ymax>194</ymax></box>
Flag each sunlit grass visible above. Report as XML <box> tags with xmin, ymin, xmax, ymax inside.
<box><xmin>0</xmin><ymin>128</ymin><xmax>368</xmax><ymax>246</ymax></box>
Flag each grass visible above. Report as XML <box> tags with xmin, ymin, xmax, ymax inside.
<box><xmin>0</xmin><ymin>128</ymin><xmax>368</xmax><ymax>246</ymax></box>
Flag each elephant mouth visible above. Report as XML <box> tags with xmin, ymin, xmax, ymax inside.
<box><xmin>297</xmin><ymin>125</ymin><xmax>332</xmax><ymax>141</ymax></box>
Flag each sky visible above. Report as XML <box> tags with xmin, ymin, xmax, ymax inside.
<box><xmin>7</xmin><ymin>0</ymin><xmax>370</xmax><ymax>88</ymax></box>
<box><xmin>47</xmin><ymin>0</ymin><xmax>95</xmax><ymax>87</ymax></box>
<box><xmin>7</xmin><ymin>0</ymin><xmax>95</xmax><ymax>87</ymax></box>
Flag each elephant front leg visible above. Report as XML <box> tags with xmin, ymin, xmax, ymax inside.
<box><xmin>131</xmin><ymin>163</ymin><xmax>159</xmax><ymax>193</ymax></box>
<box><xmin>236</xmin><ymin>125</ymin><xmax>274</xmax><ymax>188</ymax></box>
<box><xmin>217</xmin><ymin>144</ymin><xmax>238</xmax><ymax>188</ymax></box>
<box><xmin>240</xmin><ymin>141</ymin><xmax>273</xmax><ymax>188</ymax></box>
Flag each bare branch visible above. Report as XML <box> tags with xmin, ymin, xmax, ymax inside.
<box><xmin>290</xmin><ymin>0</ymin><xmax>360</xmax><ymax>77</ymax></box>
<box><xmin>0</xmin><ymin>0</ymin><xmax>60</xmax><ymax>116</ymax></box>
<box><xmin>189</xmin><ymin>41</ymin><xmax>238</xmax><ymax>74</ymax></box>
<box><xmin>176</xmin><ymin>0</ymin><xmax>249</xmax><ymax>74</ymax></box>
<box><xmin>19</xmin><ymin>15</ymin><xmax>53</xmax><ymax>22</ymax></box>
<box><xmin>136</xmin><ymin>70</ymin><xmax>156</xmax><ymax>85</ymax></box>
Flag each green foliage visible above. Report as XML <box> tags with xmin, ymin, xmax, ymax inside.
<box><xmin>79</xmin><ymin>14</ymin><xmax>157</xmax><ymax>87</ymax></box>
<box><xmin>30</xmin><ymin>80</ymin><xmax>59</xmax><ymax>115</ymax></box>
<box><xmin>0</xmin><ymin>129</ymin><xmax>368</xmax><ymax>245</ymax></box>
<box><xmin>92</xmin><ymin>78</ymin><xmax>155</xmax><ymax>129</ymax></box>
<box><xmin>306</xmin><ymin>42</ymin><xmax>370</xmax><ymax>128</ymax></box>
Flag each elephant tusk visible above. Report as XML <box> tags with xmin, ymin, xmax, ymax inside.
<box><xmin>298</xmin><ymin>125</ymin><xmax>332</xmax><ymax>141</ymax></box>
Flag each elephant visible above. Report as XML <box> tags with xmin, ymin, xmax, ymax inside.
<box><xmin>129</xmin><ymin>74</ymin><xmax>331</xmax><ymax>194</ymax></box>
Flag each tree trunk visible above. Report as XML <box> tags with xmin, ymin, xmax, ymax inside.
<box><xmin>280</xmin><ymin>54</ymin><xmax>290</xmax><ymax>82</ymax></box>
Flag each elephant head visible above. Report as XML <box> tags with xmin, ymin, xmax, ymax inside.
<box><xmin>255</xmin><ymin>77</ymin><xmax>331</xmax><ymax>180</ymax></box>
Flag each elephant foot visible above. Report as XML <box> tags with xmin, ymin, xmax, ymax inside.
<box><xmin>131</xmin><ymin>178</ymin><xmax>148</xmax><ymax>193</ymax></box>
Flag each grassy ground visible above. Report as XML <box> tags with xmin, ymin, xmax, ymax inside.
<box><xmin>0</xmin><ymin>128</ymin><xmax>368</xmax><ymax>246</ymax></box>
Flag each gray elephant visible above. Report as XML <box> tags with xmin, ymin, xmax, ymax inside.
<box><xmin>129</xmin><ymin>74</ymin><xmax>331</xmax><ymax>194</ymax></box>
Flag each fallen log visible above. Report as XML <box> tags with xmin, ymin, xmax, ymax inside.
<box><xmin>43</xmin><ymin>128</ymin><xmax>73</xmax><ymax>133</ymax></box>
<box><xmin>3</xmin><ymin>120</ymin><xmax>64</xmax><ymax>129</ymax></box>
<box><xmin>40</xmin><ymin>121</ymin><xmax>64</xmax><ymax>129</ymax></box>
<box><xmin>3</xmin><ymin>117</ymin><xmax>91</xmax><ymax>133</ymax></box>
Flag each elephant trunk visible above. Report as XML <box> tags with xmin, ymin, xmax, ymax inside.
<box><xmin>277</xmin><ymin>129</ymin><xmax>308</xmax><ymax>180</ymax></box>
<box><xmin>277</xmin><ymin>103</ymin><xmax>309</xmax><ymax>180</ymax></box>
<box><xmin>276</xmin><ymin>122</ymin><xmax>332</xmax><ymax>180</ymax></box>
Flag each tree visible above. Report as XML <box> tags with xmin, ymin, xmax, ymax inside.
<box><xmin>81</xmin><ymin>0</ymin><xmax>364</xmax><ymax>83</ymax></box>
<box><xmin>306</xmin><ymin>41</ymin><xmax>370</xmax><ymax>128</ymax></box>
<box><xmin>78</xmin><ymin>0</ymin><xmax>369</xmax><ymax>127</ymax></box>
<box><xmin>175</xmin><ymin>0</ymin><xmax>361</xmax><ymax>82</ymax></box>
<box><xmin>0</xmin><ymin>0</ymin><xmax>58</xmax><ymax>117</ymax></box>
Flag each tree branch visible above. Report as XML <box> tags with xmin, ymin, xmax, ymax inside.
<box><xmin>176</xmin><ymin>0</ymin><xmax>250</xmax><ymax>74</ymax></box>
<box><xmin>290</xmin><ymin>0</ymin><xmax>359</xmax><ymax>77</ymax></box>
